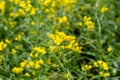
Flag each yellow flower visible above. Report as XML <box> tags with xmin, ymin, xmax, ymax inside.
<box><xmin>5</xmin><ymin>39</ymin><xmax>11</xmax><ymax>44</ymax></box>
<box><xmin>83</xmin><ymin>16</ymin><xmax>95</xmax><ymax>29</ymax></box>
<box><xmin>27</xmin><ymin>60</ymin><xmax>35</xmax><ymax>68</ymax></box>
<box><xmin>35</xmin><ymin>61</ymin><xmax>40</xmax><ymax>69</ymax></box>
<box><xmin>82</xmin><ymin>65</ymin><xmax>92</xmax><ymax>71</ymax></box>
<box><xmin>93</xmin><ymin>61</ymin><xmax>98</xmax><ymax>67</ymax></box>
<box><xmin>15</xmin><ymin>34</ymin><xmax>22</xmax><ymax>41</ymax></box>
<box><xmin>18</xmin><ymin>8</ymin><xmax>25</xmax><ymax>16</ymax></box>
<box><xmin>20</xmin><ymin>60</ymin><xmax>27</xmax><ymax>68</ymax></box>
<box><xmin>99</xmin><ymin>71</ymin><xmax>103</xmax><ymax>75</ymax></box>
<box><xmin>0</xmin><ymin>41</ymin><xmax>7</xmax><ymax>51</ymax></box>
<box><xmin>15</xmin><ymin>45</ymin><xmax>22</xmax><ymax>49</ymax></box>
<box><xmin>34</xmin><ymin>53</ymin><xmax>39</xmax><ymax>57</ymax></box>
<box><xmin>102</xmin><ymin>62</ymin><xmax>109</xmax><ymax>70</ymax></box>
<box><xmin>33</xmin><ymin>46</ymin><xmax>46</xmax><ymax>55</ymax></box>
<box><xmin>24</xmin><ymin>72</ymin><xmax>30</xmax><ymax>77</ymax></box>
<box><xmin>25</xmin><ymin>3</ymin><xmax>32</xmax><ymax>12</ymax></box>
<box><xmin>31</xmin><ymin>21</ymin><xmax>35</xmax><ymax>26</ymax></box>
<box><xmin>30</xmin><ymin>7</ymin><xmax>36</xmax><ymax>15</ymax></box>
<box><xmin>9</xmin><ymin>21</ymin><xmax>17</xmax><ymax>28</ymax></box>
<box><xmin>77</xmin><ymin>22</ymin><xmax>83</xmax><ymax>26</ymax></box>
<box><xmin>30</xmin><ymin>52</ymin><xmax>34</xmax><ymax>57</ymax></box>
<box><xmin>100</xmin><ymin>7</ymin><xmax>108</xmax><ymax>13</ymax></box>
<box><xmin>38</xmin><ymin>59</ymin><xmax>44</xmax><ymax>64</ymax></box>
<box><xmin>103</xmin><ymin>72</ymin><xmax>110</xmax><ymax>77</ymax></box>
<box><xmin>14</xmin><ymin>0</ymin><xmax>20</xmax><ymax>4</ymax></box>
<box><xmin>12</xmin><ymin>48</ymin><xmax>17</xmax><ymax>54</ymax></box>
<box><xmin>97</xmin><ymin>60</ymin><xmax>103</xmax><ymax>65</ymax></box>
<box><xmin>49</xmin><ymin>46</ymin><xmax>57</xmax><ymax>53</ymax></box>
<box><xmin>0</xmin><ymin>1</ymin><xmax>5</xmax><ymax>15</ymax></box>
<box><xmin>19</xmin><ymin>1</ymin><xmax>26</xmax><ymax>8</ymax></box>
<box><xmin>58</xmin><ymin>16</ymin><xmax>68</xmax><ymax>23</ymax></box>
<box><xmin>12</xmin><ymin>67</ymin><xmax>23</xmax><ymax>74</ymax></box>
<box><xmin>107</xmin><ymin>47</ymin><xmax>112</xmax><ymax>53</ymax></box>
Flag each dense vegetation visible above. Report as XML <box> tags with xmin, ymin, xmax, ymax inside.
<box><xmin>0</xmin><ymin>0</ymin><xmax>120</xmax><ymax>80</ymax></box>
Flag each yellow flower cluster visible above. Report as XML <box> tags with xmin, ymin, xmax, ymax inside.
<box><xmin>12</xmin><ymin>67</ymin><xmax>23</xmax><ymax>74</ymax></box>
<box><xmin>9</xmin><ymin>0</ymin><xmax>37</xmax><ymax>17</ymax></box>
<box><xmin>82</xmin><ymin>60</ymin><xmax>110</xmax><ymax>77</ymax></box>
<box><xmin>24</xmin><ymin>72</ymin><xmax>30</xmax><ymax>77</ymax></box>
<box><xmin>0</xmin><ymin>41</ymin><xmax>7</xmax><ymax>51</ymax></box>
<box><xmin>12</xmin><ymin>58</ymin><xmax>44</xmax><ymax>75</ymax></box>
<box><xmin>26</xmin><ymin>60</ymin><xmax>44</xmax><ymax>69</ymax></box>
<box><xmin>59</xmin><ymin>0</ymin><xmax>76</xmax><ymax>6</ymax></box>
<box><xmin>84</xmin><ymin>16</ymin><xmax>95</xmax><ymax>29</ymax></box>
<box><xmin>100</xmin><ymin>7</ymin><xmax>108</xmax><ymax>13</ymax></box>
<box><xmin>58</xmin><ymin>16</ymin><xmax>68</xmax><ymax>23</ymax></box>
<box><xmin>49</xmin><ymin>30</ymin><xmax>82</xmax><ymax>53</ymax></box>
<box><xmin>37</xmin><ymin>0</ymin><xmax>76</xmax><ymax>14</ymax></box>
<box><xmin>32</xmin><ymin>46</ymin><xmax>46</xmax><ymax>55</ymax></box>
<box><xmin>15</xmin><ymin>32</ymin><xmax>24</xmax><ymax>41</ymax></box>
<box><xmin>81</xmin><ymin>65</ymin><xmax>92</xmax><ymax>71</ymax></box>
<box><xmin>99</xmin><ymin>71</ymin><xmax>110</xmax><ymax>77</ymax></box>
<box><xmin>93</xmin><ymin>60</ymin><xmax>109</xmax><ymax>70</ymax></box>
<box><xmin>0</xmin><ymin>0</ymin><xmax>5</xmax><ymax>15</ymax></box>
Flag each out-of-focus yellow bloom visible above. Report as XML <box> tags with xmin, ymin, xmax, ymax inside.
<box><xmin>82</xmin><ymin>65</ymin><xmax>92</xmax><ymax>71</ymax></box>
<box><xmin>31</xmin><ymin>21</ymin><xmax>35</xmax><ymax>26</ymax></box>
<box><xmin>107</xmin><ymin>47</ymin><xmax>112</xmax><ymax>53</ymax></box>
<box><xmin>93</xmin><ymin>61</ymin><xmax>98</xmax><ymax>67</ymax></box>
<box><xmin>25</xmin><ymin>3</ymin><xmax>32</xmax><ymax>12</ymax></box>
<box><xmin>34</xmin><ymin>61</ymin><xmax>40</xmax><ymax>69</ymax></box>
<box><xmin>0</xmin><ymin>41</ymin><xmax>7</xmax><ymax>51</ymax></box>
<box><xmin>102</xmin><ymin>62</ymin><xmax>109</xmax><ymax>70</ymax></box>
<box><xmin>18</xmin><ymin>8</ymin><xmax>25</xmax><ymax>16</ymax></box>
<box><xmin>100</xmin><ymin>7</ymin><xmax>108</xmax><ymax>13</ymax></box>
<box><xmin>30</xmin><ymin>7</ymin><xmax>36</xmax><ymax>15</ymax></box>
<box><xmin>84</xmin><ymin>16</ymin><xmax>95</xmax><ymax>29</ymax></box>
<box><xmin>12</xmin><ymin>67</ymin><xmax>23</xmax><ymax>74</ymax></box>
<box><xmin>33</xmin><ymin>46</ymin><xmax>46</xmax><ymax>55</ymax></box>
<box><xmin>103</xmin><ymin>72</ymin><xmax>110</xmax><ymax>77</ymax></box>
<box><xmin>0</xmin><ymin>1</ymin><xmax>5</xmax><ymax>15</ymax></box>
<box><xmin>49</xmin><ymin>46</ymin><xmax>57</xmax><ymax>53</ymax></box>
<box><xmin>15</xmin><ymin>45</ymin><xmax>22</xmax><ymax>49</ymax></box>
<box><xmin>5</xmin><ymin>39</ymin><xmax>11</xmax><ymax>44</ymax></box>
<box><xmin>27</xmin><ymin>60</ymin><xmax>35</xmax><ymax>68</ymax></box>
<box><xmin>24</xmin><ymin>72</ymin><xmax>30</xmax><ymax>77</ymax></box>
<box><xmin>58</xmin><ymin>16</ymin><xmax>68</xmax><ymax>23</ymax></box>
<box><xmin>20</xmin><ymin>60</ymin><xmax>27</xmax><ymax>68</ymax></box>
<box><xmin>77</xmin><ymin>22</ymin><xmax>83</xmax><ymax>26</ymax></box>
<box><xmin>15</xmin><ymin>33</ymin><xmax>24</xmax><ymax>41</ymax></box>
<box><xmin>9</xmin><ymin>21</ymin><xmax>17</xmax><ymax>28</ymax></box>
<box><xmin>38</xmin><ymin>59</ymin><xmax>44</xmax><ymax>64</ymax></box>
<box><xmin>99</xmin><ymin>71</ymin><xmax>103</xmax><ymax>75</ymax></box>
<box><xmin>12</xmin><ymin>48</ymin><xmax>17</xmax><ymax>54</ymax></box>
<box><xmin>14</xmin><ymin>0</ymin><xmax>20</xmax><ymax>4</ymax></box>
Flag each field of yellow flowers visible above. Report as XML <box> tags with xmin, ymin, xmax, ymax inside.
<box><xmin>0</xmin><ymin>0</ymin><xmax>120</xmax><ymax>80</ymax></box>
